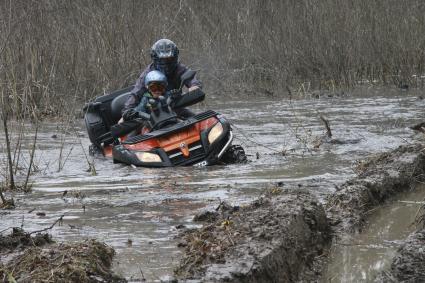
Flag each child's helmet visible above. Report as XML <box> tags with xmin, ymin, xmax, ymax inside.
<box><xmin>144</xmin><ymin>70</ymin><xmax>168</xmax><ymax>88</ymax></box>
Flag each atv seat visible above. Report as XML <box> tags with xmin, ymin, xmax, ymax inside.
<box><xmin>84</xmin><ymin>86</ymin><xmax>133</xmax><ymax>147</ymax></box>
<box><xmin>110</xmin><ymin>92</ymin><xmax>132</xmax><ymax>123</ymax></box>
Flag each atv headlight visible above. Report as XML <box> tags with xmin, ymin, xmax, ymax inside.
<box><xmin>135</xmin><ymin>152</ymin><xmax>162</xmax><ymax>162</ymax></box>
<box><xmin>208</xmin><ymin>122</ymin><xmax>223</xmax><ymax>144</ymax></box>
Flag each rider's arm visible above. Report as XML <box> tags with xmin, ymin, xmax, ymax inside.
<box><xmin>188</xmin><ymin>80</ymin><xmax>201</xmax><ymax>91</ymax></box>
<box><xmin>176</xmin><ymin>64</ymin><xmax>202</xmax><ymax>90</ymax></box>
<box><xmin>186</xmin><ymin>73</ymin><xmax>202</xmax><ymax>89</ymax></box>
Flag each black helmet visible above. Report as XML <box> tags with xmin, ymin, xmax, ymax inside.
<box><xmin>150</xmin><ymin>39</ymin><xmax>179</xmax><ymax>76</ymax></box>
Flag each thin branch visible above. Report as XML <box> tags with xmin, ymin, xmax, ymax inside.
<box><xmin>2</xmin><ymin>101</ymin><xmax>15</xmax><ymax>190</ymax></box>
<box><xmin>0</xmin><ymin>227</ymin><xmax>12</xmax><ymax>235</ymax></box>
<box><xmin>29</xmin><ymin>214</ymin><xmax>64</xmax><ymax>235</ymax></box>
<box><xmin>23</xmin><ymin>123</ymin><xmax>38</xmax><ymax>191</ymax></box>
<box><xmin>320</xmin><ymin>115</ymin><xmax>332</xmax><ymax>138</ymax></box>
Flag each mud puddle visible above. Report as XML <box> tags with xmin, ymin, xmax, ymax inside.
<box><xmin>323</xmin><ymin>184</ymin><xmax>425</xmax><ymax>282</ymax></box>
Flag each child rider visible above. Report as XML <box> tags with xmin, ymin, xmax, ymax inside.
<box><xmin>133</xmin><ymin>70</ymin><xmax>169</xmax><ymax>115</ymax></box>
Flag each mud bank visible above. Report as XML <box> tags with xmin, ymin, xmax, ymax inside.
<box><xmin>0</xmin><ymin>228</ymin><xmax>125</xmax><ymax>282</ymax></box>
<box><xmin>375</xmin><ymin>229</ymin><xmax>425</xmax><ymax>282</ymax></box>
<box><xmin>174</xmin><ymin>144</ymin><xmax>425</xmax><ymax>282</ymax></box>
<box><xmin>174</xmin><ymin>190</ymin><xmax>331</xmax><ymax>282</ymax></box>
<box><xmin>324</xmin><ymin>143</ymin><xmax>425</xmax><ymax>281</ymax></box>
<box><xmin>325</xmin><ymin>144</ymin><xmax>425</xmax><ymax>233</ymax></box>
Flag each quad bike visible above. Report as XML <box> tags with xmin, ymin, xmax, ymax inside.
<box><xmin>83</xmin><ymin>70</ymin><xmax>247</xmax><ymax>167</ymax></box>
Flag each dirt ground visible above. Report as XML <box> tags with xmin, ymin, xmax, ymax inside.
<box><xmin>0</xmin><ymin>228</ymin><xmax>126</xmax><ymax>283</ymax></box>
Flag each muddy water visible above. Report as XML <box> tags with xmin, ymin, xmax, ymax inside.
<box><xmin>323</xmin><ymin>184</ymin><xmax>425</xmax><ymax>282</ymax></box>
<box><xmin>0</xmin><ymin>87</ymin><xmax>424</xmax><ymax>281</ymax></box>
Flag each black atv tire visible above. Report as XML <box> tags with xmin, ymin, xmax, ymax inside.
<box><xmin>89</xmin><ymin>144</ymin><xmax>103</xmax><ymax>156</ymax></box>
<box><xmin>221</xmin><ymin>145</ymin><xmax>247</xmax><ymax>164</ymax></box>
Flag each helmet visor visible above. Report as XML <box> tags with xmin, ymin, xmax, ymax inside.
<box><xmin>155</xmin><ymin>56</ymin><xmax>178</xmax><ymax>75</ymax></box>
<box><xmin>158</xmin><ymin>57</ymin><xmax>175</xmax><ymax>63</ymax></box>
<box><xmin>148</xmin><ymin>83</ymin><xmax>166</xmax><ymax>93</ymax></box>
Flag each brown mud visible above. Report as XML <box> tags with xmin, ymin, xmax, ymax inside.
<box><xmin>0</xmin><ymin>228</ymin><xmax>52</xmax><ymax>253</ymax></box>
<box><xmin>325</xmin><ymin>144</ymin><xmax>425</xmax><ymax>233</ymax></box>
<box><xmin>375</xmin><ymin>229</ymin><xmax>425</xmax><ymax>282</ymax></box>
<box><xmin>174</xmin><ymin>143</ymin><xmax>425</xmax><ymax>282</ymax></box>
<box><xmin>0</xmin><ymin>229</ymin><xmax>126</xmax><ymax>283</ymax></box>
<box><xmin>174</xmin><ymin>189</ymin><xmax>331</xmax><ymax>282</ymax></box>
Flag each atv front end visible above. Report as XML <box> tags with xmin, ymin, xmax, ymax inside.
<box><xmin>111</xmin><ymin>111</ymin><xmax>234</xmax><ymax>167</ymax></box>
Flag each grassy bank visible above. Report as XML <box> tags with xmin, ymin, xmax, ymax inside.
<box><xmin>1</xmin><ymin>0</ymin><xmax>425</xmax><ymax>115</ymax></box>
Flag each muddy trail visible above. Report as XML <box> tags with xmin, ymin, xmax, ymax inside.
<box><xmin>1</xmin><ymin>87</ymin><xmax>424</xmax><ymax>281</ymax></box>
<box><xmin>324</xmin><ymin>184</ymin><xmax>425</xmax><ymax>282</ymax></box>
<box><xmin>172</xmin><ymin>143</ymin><xmax>425</xmax><ymax>282</ymax></box>
<box><xmin>174</xmin><ymin>189</ymin><xmax>331</xmax><ymax>282</ymax></box>
<box><xmin>376</xmin><ymin>228</ymin><xmax>425</xmax><ymax>282</ymax></box>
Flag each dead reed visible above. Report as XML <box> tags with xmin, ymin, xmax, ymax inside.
<box><xmin>0</xmin><ymin>0</ymin><xmax>424</xmax><ymax>115</ymax></box>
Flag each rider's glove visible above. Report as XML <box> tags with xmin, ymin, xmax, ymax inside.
<box><xmin>169</xmin><ymin>89</ymin><xmax>182</xmax><ymax>99</ymax></box>
<box><xmin>122</xmin><ymin>108</ymin><xmax>139</xmax><ymax>121</ymax></box>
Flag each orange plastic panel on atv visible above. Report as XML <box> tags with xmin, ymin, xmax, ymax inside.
<box><xmin>103</xmin><ymin>116</ymin><xmax>219</xmax><ymax>159</ymax></box>
<box><xmin>124</xmin><ymin>117</ymin><xmax>218</xmax><ymax>156</ymax></box>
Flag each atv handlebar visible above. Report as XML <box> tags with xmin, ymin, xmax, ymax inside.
<box><xmin>137</xmin><ymin>111</ymin><xmax>151</xmax><ymax>120</ymax></box>
<box><xmin>111</xmin><ymin>87</ymin><xmax>204</xmax><ymax>138</ymax></box>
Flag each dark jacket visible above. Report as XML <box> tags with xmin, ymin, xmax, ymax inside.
<box><xmin>133</xmin><ymin>92</ymin><xmax>171</xmax><ymax>114</ymax></box>
<box><xmin>123</xmin><ymin>63</ymin><xmax>202</xmax><ymax>114</ymax></box>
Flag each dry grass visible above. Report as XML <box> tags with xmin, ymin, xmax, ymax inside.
<box><xmin>0</xmin><ymin>228</ymin><xmax>125</xmax><ymax>283</ymax></box>
<box><xmin>0</xmin><ymin>0</ymin><xmax>424</xmax><ymax>115</ymax></box>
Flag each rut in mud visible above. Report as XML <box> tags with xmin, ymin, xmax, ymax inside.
<box><xmin>325</xmin><ymin>144</ymin><xmax>425</xmax><ymax>233</ymax></box>
<box><xmin>375</xmin><ymin>229</ymin><xmax>425</xmax><ymax>282</ymax></box>
<box><xmin>174</xmin><ymin>143</ymin><xmax>425</xmax><ymax>282</ymax></box>
<box><xmin>322</xmin><ymin>183</ymin><xmax>425</xmax><ymax>282</ymax></box>
<box><xmin>175</xmin><ymin>189</ymin><xmax>330</xmax><ymax>282</ymax></box>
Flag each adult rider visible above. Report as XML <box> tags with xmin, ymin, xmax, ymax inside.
<box><xmin>122</xmin><ymin>38</ymin><xmax>202</xmax><ymax>121</ymax></box>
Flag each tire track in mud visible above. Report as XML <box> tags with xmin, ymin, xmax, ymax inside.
<box><xmin>375</xmin><ymin>229</ymin><xmax>425</xmax><ymax>282</ymax></box>
<box><xmin>325</xmin><ymin>144</ymin><xmax>425</xmax><ymax>233</ymax></box>
<box><xmin>174</xmin><ymin>143</ymin><xmax>425</xmax><ymax>282</ymax></box>
<box><xmin>174</xmin><ymin>190</ymin><xmax>330</xmax><ymax>282</ymax></box>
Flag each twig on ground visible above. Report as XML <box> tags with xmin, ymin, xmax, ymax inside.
<box><xmin>139</xmin><ymin>267</ymin><xmax>146</xmax><ymax>281</ymax></box>
<box><xmin>29</xmin><ymin>215</ymin><xmax>64</xmax><ymax>235</ymax></box>
<box><xmin>0</xmin><ymin>227</ymin><xmax>12</xmax><ymax>235</ymax></box>
<box><xmin>320</xmin><ymin>115</ymin><xmax>332</xmax><ymax>138</ymax></box>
